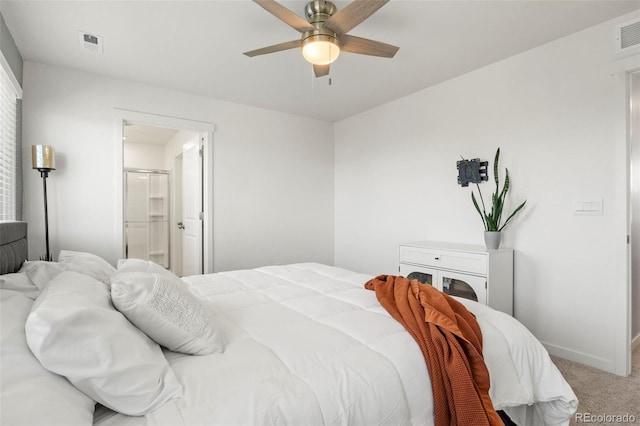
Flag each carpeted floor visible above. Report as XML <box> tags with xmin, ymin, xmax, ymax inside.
<box><xmin>550</xmin><ymin>348</ymin><xmax>640</xmax><ymax>425</ymax></box>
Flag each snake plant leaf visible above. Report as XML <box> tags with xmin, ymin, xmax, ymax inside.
<box><xmin>494</xmin><ymin>148</ymin><xmax>500</xmax><ymax>188</ymax></box>
<box><xmin>471</xmin><ymin>192</ymin><xmax>487</xmax><ymax>230</ymax></box>
<box><xmin>500</xmin><ymin>169</ymin><xmax>510</xmax><ymax>200</ymax></box>
<box><xmin>494</xmin><ymin>201</ymin><xmax>503</xmax><ymax>228</ymax></box>
<box><xmin>498</xmin><ymin>200</ymin><xmax>527</xmax><ymax>231</ymax></box>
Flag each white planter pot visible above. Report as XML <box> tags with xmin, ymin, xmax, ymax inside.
<box><xmin>484</xmin><ymin>231</ymin><xmax>501</xmax><ymax>250</ymax></box>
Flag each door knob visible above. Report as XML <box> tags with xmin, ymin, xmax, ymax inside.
<box><xmin>177</xmin><ymin>222</ymin><xmax>185</xmax><ymax>230</ymax></box>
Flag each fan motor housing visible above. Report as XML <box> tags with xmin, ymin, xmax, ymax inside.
<box><xmin>304</xmin><ymin>1</ymin><xmax>337</xmax><ymax>24</ymax></box>
<box><xmin>302</xmin><ymin>27</ymin><xmax>340</xmax><ymax>45</ymax></box>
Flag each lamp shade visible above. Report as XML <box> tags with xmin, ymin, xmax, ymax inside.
<box><xmin>302</xmin><ymin>35</ymin><xmax>340</xmax><ymax>65</ymax></box>
<box><xmin>32</xmin><ymin>145</ymin><xmax>56</xmax><ymax>170</ymax></box>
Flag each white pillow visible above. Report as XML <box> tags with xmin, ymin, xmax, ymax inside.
<box><xmin>110</xmin><ymin>271</ymin><xmax>225</xmax><ymax>356</ymax></box>
<box><xmin>58</xmin><ymin>250</ymin><xmax>116</xmax><ymax>285</ymax></box>
<box><xmin>25</xmin><ymin>271</ymin><xmax>183</xmax><ymax>416</ymax></box>
<box><xmin>20</xmin><ymin>251</ymin><xmax>115</xmax><ymax>290</ymax></box>
<box><xmin>1</xmin><ymin>288</ymin><xmax>96</xmax><ymax>426</ymax></box>
<box><xmin>19</xmin><ymin>260</ymin><xmax>66</xmax><ymax>290</ymax></box>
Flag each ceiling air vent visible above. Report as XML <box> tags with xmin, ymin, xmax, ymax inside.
<box><xmin>78</xmin><ymin>31</ymin><xmax>103</xmax><ymax>53</ymax></box>
<box><xmin>616</xmin><ymin>20</ymin><xmax>640</xmax><ymax>53</ymax></box>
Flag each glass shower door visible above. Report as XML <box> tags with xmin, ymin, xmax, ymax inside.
<box><xmin>124</xmin><ymin>171</ymin><xmax>169</xmax><ymax>267</ymax></box>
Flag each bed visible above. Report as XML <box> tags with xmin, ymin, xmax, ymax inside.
<box><xmin>0</xmin><ymin>221</ymin><xmax>578</xmax><ymax>426</ymax></box>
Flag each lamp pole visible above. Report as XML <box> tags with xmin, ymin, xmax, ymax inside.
<box><xmin>40</xmin><ymin>169</ymin><xmax>51</xmax><ymax>262</ymax></box>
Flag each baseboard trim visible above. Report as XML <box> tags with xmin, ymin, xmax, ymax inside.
<box><xmin>542</xmin><ymin>341</ymin><xmax>616</xmax><ymax>373</ymax></box>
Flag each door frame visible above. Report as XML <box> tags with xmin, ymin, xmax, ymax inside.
<box><xmin>114</xmin><ymin>109</ymin><xmax>215</xmax><ymax>273</ymax></box>
<box><xmin>628</xmin><ymin>70</ymin><xmax>640</xmax><ymax>362</ymax></box>
<box><xmin>172</xmin><ymin>153</ymin><xmax>184</xmax><ymax>276</ymax></box>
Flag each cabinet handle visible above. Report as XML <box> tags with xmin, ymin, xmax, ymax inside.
<box><xmin>434</xmin><ymin>257</ymin><xmax>440</xmax><ymax>260</ymax></box>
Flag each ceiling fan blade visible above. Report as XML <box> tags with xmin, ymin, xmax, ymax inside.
<box><xmin>324</xmin><ymin>0</ymin><xmax>389</xmax><ymax>35</ymax></box>
<box><xmin>252</xmin><ymin>0</ymin><xmax>314</xmax><ymax>33</ymax></box>
<box><xmin>340</xmin><ymin>34</ymin><xmax>399</xmax><ymax>58</ymax></box>
<box><xmin>313</xmin><ymin>64</ymin><xmax>330</xmax><ymax>77</ymax></box>
<box><xmin>243</xmin><ymin>40</ymin><xmax>301</xmax><ymax>57</ymax></box>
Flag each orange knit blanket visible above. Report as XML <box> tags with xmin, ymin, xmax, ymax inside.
<box><xmin>365</xmin><ymin>275</ymin><xmax>503</xmax><ymax>426</ymax></box>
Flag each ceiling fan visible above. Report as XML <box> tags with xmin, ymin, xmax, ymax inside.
<box><xmin>243</xmin><ymin>0</ymin><xmax>399</xmax><ymax>77</ymax></box>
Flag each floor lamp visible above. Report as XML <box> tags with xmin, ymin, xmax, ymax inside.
<box><xmin>32</xmin><ymin>145</ymin><xmax>56</xmax><ymax>261</ymax></box>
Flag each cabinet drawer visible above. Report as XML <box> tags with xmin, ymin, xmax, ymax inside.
<box><xmin>400</xmin><ymin>245</ymin><xmax>486</xmax><ymax>275</ymax></box>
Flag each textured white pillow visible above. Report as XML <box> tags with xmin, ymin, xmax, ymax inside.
<box><xmin>1</xmin><ymin>288</ymin><xmax>96</xmax><ymax>426</ymax></box>
<box><xmin>25</xmin><ymin>271</ymin><xmax>183</xmax><ymax>416</ymax></box>
<box><xmin>110</xmin><ymin>271</ymin><xmax>225</xmax><ymax>355</ymax></box>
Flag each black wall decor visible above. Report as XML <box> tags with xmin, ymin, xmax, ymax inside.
<box><xmin>456</xmin><ymin>158</ymin><xmax>488</xmax><ymax>187</ymax></box>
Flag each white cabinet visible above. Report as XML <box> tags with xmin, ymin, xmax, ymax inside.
<box><xmin>399</xmin><ymin>241</ymin><xmax>513</xmax><ymax>315</ymax></box>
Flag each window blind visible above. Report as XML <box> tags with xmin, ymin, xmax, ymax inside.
<box><xmin>0</xmin><ymin>55</ymin><xmax>21</xmax><ymax>221</ymax></box>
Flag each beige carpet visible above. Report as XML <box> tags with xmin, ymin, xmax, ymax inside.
<box><xmin>550</xmin><ymin>349</ymin><xmax>640</xmax><ymax>425</ymax></box>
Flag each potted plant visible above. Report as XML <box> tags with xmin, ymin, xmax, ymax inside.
<box><xmin>463</xmin><ymin>148</ymin><xmax>526</xmax><ymax>249</ymax></box>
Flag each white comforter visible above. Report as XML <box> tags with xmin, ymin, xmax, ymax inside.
<box><xmin>93</xmin><ymin>263</ymin><xmax>577</xmax><ymax>426</ymax></box>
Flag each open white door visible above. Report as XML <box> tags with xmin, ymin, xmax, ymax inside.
<box><xmin>181</xmin><ymin>141</ymin><xmax>202</xmax><ymax>275</ymax></box>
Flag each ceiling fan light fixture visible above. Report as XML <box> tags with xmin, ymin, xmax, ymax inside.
<box><xmin>245</xmin><ymin>0</ymin><xmax>399</xmax><ymax>77</ymax></box>
<box><xmin>302</xmin><ymin>34</ymin><xmax>340</xmax><ymax>65</ymax></box>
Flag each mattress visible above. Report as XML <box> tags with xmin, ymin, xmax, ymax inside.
<box><xmin>1</xmin><ymin>257</ymin><xmax>577</xmax><ymax>425</ymax></box>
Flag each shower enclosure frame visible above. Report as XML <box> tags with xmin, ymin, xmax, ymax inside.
<box><xmin>124</xmin><ymin>168</ymin><xmax>171</xmax><ymax>268</ymax></box>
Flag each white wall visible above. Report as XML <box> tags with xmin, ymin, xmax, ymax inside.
<box><xmin>124</xmin><ymin>142</ymin><xmax>166</xmax><ymax>170</ymax></box>
<box><xmin>334</xmin><ymin>12</ymin><xmax>639</xmax><ymax>374</ymax></box>
<box><xmin>21</xmin><ymin>62</ymin><xmax>335</xmax><ymax>271</ymax></box>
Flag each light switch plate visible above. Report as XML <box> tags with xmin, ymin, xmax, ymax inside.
<box><xmin>574</xmin><ymin>197</ymin><xmax>603</xmax><ymax>215</ymax></box>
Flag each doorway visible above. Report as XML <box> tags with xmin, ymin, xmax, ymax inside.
<box><xmin>114</xmin><ymin>109</ymin><xmax>215</xmax><ymax>275</ymax></box>
<box><xmin>123</xmin><ymin>123</ymin><xmax>201</xmax><ymax>276</ymax></box>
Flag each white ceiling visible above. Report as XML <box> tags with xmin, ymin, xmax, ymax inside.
<box><xmin>1</xmin><ymin>0</ymin><xmax>639</xmax><ymax>122</ymax></box>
